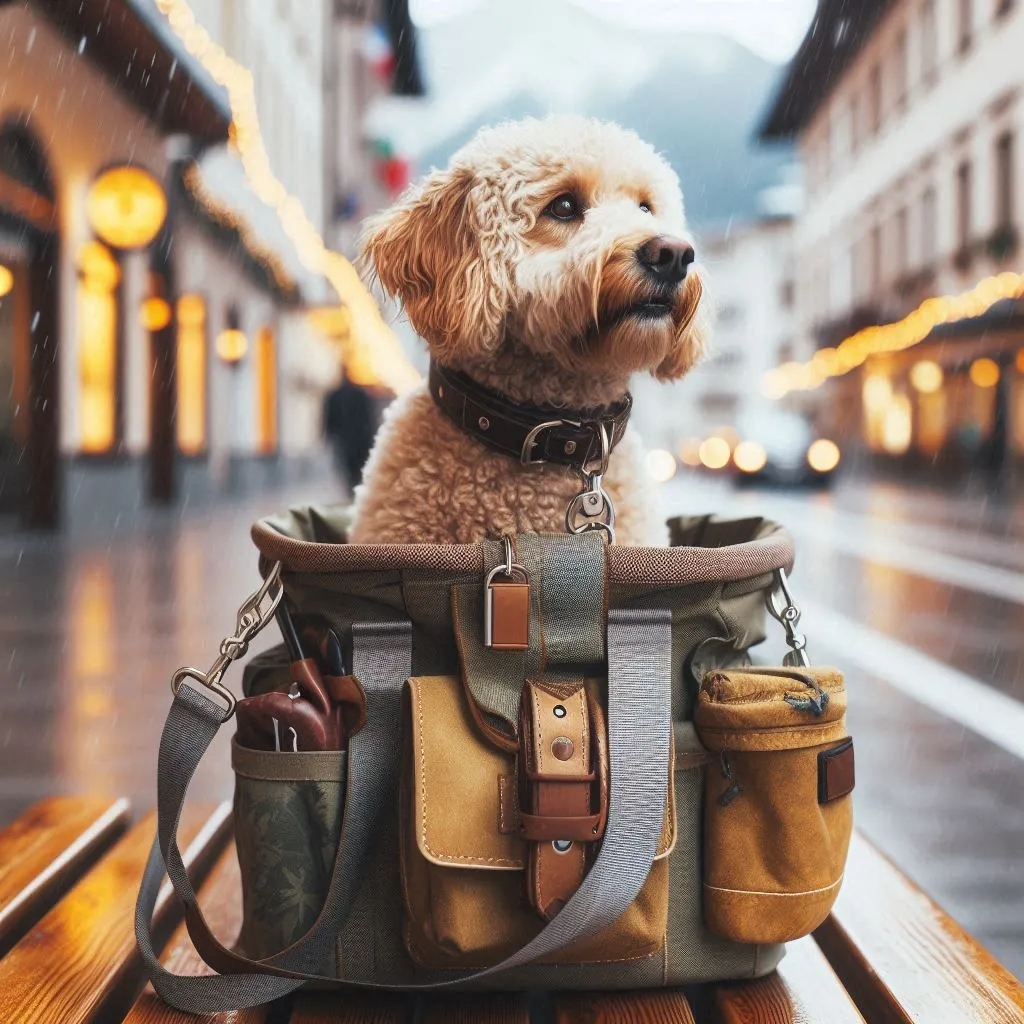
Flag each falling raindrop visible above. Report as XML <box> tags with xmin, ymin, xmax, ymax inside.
<box><xmin>78</xmin><ymin>36</ymin><xmax>86</xmax><ymax>55</ymax></box>
<box><xmin>169</xmin><ymin>58</ymin><xmax>177</xmax><ymax>81</ymax></box>
<box><xmin>30</xmin><ymin>311</ymin><xmax>39</xmax><ymax>331</ymax></box>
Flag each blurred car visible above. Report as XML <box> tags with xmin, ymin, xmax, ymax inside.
<box><xmin>730</xmin><ymin>410</ymin><xmax>841</xmax><ymax>487</ymax></box>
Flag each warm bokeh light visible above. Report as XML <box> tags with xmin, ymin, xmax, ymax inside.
<box><xmin>677</xmin><ymin>436</ymin><xmax>703</xmax><ymax>467</ymax></box>
<box><xmin>256</xmin><ymin>326</ymin><xmax>277</xmax><ymax>453</ymax></box>
<box><xmin>910</xmin><ymin>360</ymin><xmax>944</xmax><ymax>394</ymax></box>
<box><xmin>140</xmin><ymin>296</ymin><xmax>172</xmax><ymax>331</ymax></box>
<box><xmin>216</xmin><ymin>328</ymin><xmax>248</xmax><ymax>364</ymax></box>
<box><xmin>733</xmin><ymin>440</ymin><xmax>768</xmax><ymax>473</ymax></box>
<box><xmin>762</xmin><ymin>271</ymin><xmax>1024</xmax><ymax>397</ymax></box>
<box><xmin>862</xmin><ymin>374</ymin><xmax>892</xmax><ymax>412</ymax></box>
<box><xmin>646</xmin><ymin>448</ymin><xmax>677</xmax><ymax>482</ymax></box>
<box><xmin>154</xmin><ymin>0</ymin><xmax>421</xmax><ymax>394</ymax></box>
<box><xmin>0</xmin><ymin>263</ymin><xmax>13</xmax><ymax>298</ymax></box>
<box><xmin>86</xmin><ymin>166</ymin><xmax>167</xmax><ymax>250</ymax></box>
<box><xmin>698</xmin><ymin>436</ymin><xmax>731</xmax><ymax>470</ymax></box>
<box><xmin>807</xmin><ymin>438</ymin><xmax>841</xmax><ymax>473</ymax></box>
<box><xmin>78</xmin><ymin>240</ymin><xmax>121</xmax><ymax>291</ymax></box>
<box><xmin>881</xmin><ymin>395</ymin><xmax>913</xmax><ymax>455</ymax></box>
<box><xmin>77</xmin><ymin>241</ymin><xmax>119</xmax><ymax>453</ymax></box>
<box><xmin>969</xmin><ymin>357</ymin><xmax>1000</xmax><ymax>388</ymax></box>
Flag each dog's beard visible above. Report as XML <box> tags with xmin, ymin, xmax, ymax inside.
<box><xmin>511</xmin><ymin>252</ymin><xmax>704</xmax><ymax>378</ymax></box>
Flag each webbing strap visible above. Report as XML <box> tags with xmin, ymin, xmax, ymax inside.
<box><xmin>135</xmin><ymin>609</ymin><xmax>671</xmax><ymax>1013</ymax></box>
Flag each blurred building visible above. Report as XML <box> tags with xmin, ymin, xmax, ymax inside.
<box><xmin>761</xmin><ymin>0</ymin><xmax>1024</xmax><ymax>481</ymax></box>
<box><xmin>631</xmin><ymin>210</ymin><xmax>798</xmax><ymax>461</ymax></box>
<box><xmin>0</xmin><ymin>0</ymin><xmax>341</xmax><ymax>532</ymax></box>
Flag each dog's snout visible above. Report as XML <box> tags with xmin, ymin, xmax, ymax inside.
<box><xmin>636</xmin><ymin>237</ymin><xmax>695</xmax><ymax>285</ymax></box>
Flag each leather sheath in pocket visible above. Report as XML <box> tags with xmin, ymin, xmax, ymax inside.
<box><xmin>695</xmin><ymin>667</ymin><xmax>853</xmax><ymax>944</ymax></box>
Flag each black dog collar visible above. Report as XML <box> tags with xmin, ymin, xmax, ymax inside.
<box><xmin>428</xmin><ymin>361</ymin><xmax>632</xmax><ymax>470</ymax></box>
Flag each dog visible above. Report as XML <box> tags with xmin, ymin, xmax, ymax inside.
<box><xmin>350</xmin><ymin>115</ymin><xmax>709</xmax><ymax>546</ymax></box>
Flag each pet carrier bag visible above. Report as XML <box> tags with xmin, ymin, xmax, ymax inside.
<box><xmin>135</xmin><ymin>507</ymin><xmax>854</xmax><ymax>1013</ymax></box>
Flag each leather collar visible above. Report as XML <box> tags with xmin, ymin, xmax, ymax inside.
<box><xmin>428</xmin><ymin>361</ymin><xmax>632</xmax><ymax>470</ymax></box>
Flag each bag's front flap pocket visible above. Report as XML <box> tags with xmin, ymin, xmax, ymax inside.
<box><xmin>406</xmin><ymin>676</ymin><xmax>675</xmax><ymax>870</ymax></box>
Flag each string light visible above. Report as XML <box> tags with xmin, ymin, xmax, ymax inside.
<box><xmin>762</xmin><ymin>270</ymin><xmax>1024</xmax><ymax>398</ymax></box>
<box><xmin>154</xmin><ymin>0</ymin><xmax>420</xmax><ymax>394</ymax></box>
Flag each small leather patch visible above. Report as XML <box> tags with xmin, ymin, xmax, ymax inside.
<box><xmin>818</xmin><ymin>738</ymin><xmax>855</xmax><ymax>803</ymax></box>
<box><xmin>489</xmin><ymin>582</ymin><xmax>530</xmax><ymax>650</ymax></box>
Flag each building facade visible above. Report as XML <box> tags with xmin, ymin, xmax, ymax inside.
<box><xmin>761</xmin><ymin>0</ymin><xmax>1024</xmax><ymax>480</ymax></box>
<box><xmin>0</xmin><ymin>0</ymin><xmax>340</xmax><ymax>532</ymax></box>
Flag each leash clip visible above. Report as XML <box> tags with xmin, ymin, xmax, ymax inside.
<box><xmin>766</xmin><ymin>567</ymin><xmax>810</xmax><ymax>667</ymax></box>
<box><xmin>171</xmin><ymin>562</ymin><xmax>285</xmax><ymax>720</ymax></box>
<box><xmin>565</xmin><ymin>422</ymin><xmax>616</xmax><ymax>542</ymax></box>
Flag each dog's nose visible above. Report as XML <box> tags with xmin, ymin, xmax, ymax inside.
<box><xmin>636</xmin><ymin>237</ymin><xmax>696</xmax><ymax>285</ymax></box>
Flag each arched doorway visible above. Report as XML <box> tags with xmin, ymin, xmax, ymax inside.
<box><xmin>0</xmin><ymin>119</ymin><xmax>60</xmax><ymax>528</ymax></box>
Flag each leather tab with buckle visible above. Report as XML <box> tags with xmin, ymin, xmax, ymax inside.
<box><xmin>517</xmin><ymin>681</ymin><xmax>608</xmax><ymax>920</ymax></box>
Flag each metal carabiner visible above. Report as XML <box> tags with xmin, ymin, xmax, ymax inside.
<box><xmin>170</xmin><ymin>561</ymin><xmax>285</xmax><ymax>720</ymax></box>
<box><xmin>765</xmin><ymin>567</ymin><xmax>810</xmax><ymax>668</ymax></box>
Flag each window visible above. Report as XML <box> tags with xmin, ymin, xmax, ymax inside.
<box><xmin>870</xmin><ymin>223</ymin><xmax>883</xmax><ymax>294</ymax></box>
<box><xmin>77</xmin><ymin>241</ymin><xmax>120</xmax><ymax>453</ymax></box>
<box><xmin>956</xmin><ymin>160</ymin><xmax>973</xmax><ymax>250</ymax></box>
<box><xmin>921</xmin><ymin>186</ymin><xmax>937</xmax><ymax>262</ymax></box>
<box><xmin>995</xmin><ymin>132</ymin><xmax>1015</xmax><ymax>228</ymax></box>
<box><xmin>894</xmin><ymin>29</ymin><xmax>908</xmax><ymax>111</ymax></box>
<box><xmin>958</xmin><ymin>0</ymin><xmax>973</xmax><ymax>53</ymax></box>
<box><xmin>256</xmin><ymin>325</ymin><xmax>278</xmax><ymax>454</ymax></box>
<box><xmin>921</xmin><ymin>0</ymin><xmax>938</xmax><ymax>85</ymax></box>
<box><xmin>176</xmin><ymin>295</ymin><xmax>207</xmax><ymax>455</ymax></box>
<box><xmin>896</xmin><ymin>205</ymin><xmax>909</xmax><ymax>275</ymax></box>
<box><xmin>870</xmin><ymin>63</ymin><xmax>883</xmax><ymax>134</ymax></box>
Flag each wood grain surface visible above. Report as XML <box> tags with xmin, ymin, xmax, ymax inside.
<box><xmin>709</xmin><ymin>935</ymin><xmax>864</xmax><ymax>1024</ymax></box>
<box><xmin>123</xmin><ymin>840</ymin><xmax>270</xmax><ymax>1024</ymax></box>
<box><xmin>552</xmin><ymin>988</ymin><xmax>695</xmax><ymax>1023</ymax></box>
<box><xmin>0</xmin><ymin>796</ymin><xmax>130</xmax><ymax>954</ymax></box>
<box><xmin>0</xmin><ymin>801</ymin><xmax>231</xmax><ymax>1024</ymax></box>
<box><xmin>419</xmin><ymin>994</ymin><xmax>531</xmax><ymax>1023</ymax></box>
<box><xmin>290</xmin><ymin>991</ymin><xmax>414</xmax><ymax>1023</ymax></box>
<box><xmin>816</xmin><ymin>832</ymin><xmax>1024</xmax><ymax>1024</ymax></box>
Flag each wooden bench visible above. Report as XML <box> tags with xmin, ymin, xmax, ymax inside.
<box><xmin>0</xmin><ymin>797</ymin><xmax>1022</xmax><ymax>1023</ymax></box>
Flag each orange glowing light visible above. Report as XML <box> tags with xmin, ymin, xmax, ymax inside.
<box><xmin>87</xmin><ymin>166</ymin><xmax>167</xmax><ymax>250</ymax></box>
<box><xmin>0</xmin><ymin>264</ymin><xmax>13</xmax><ymax>298</ymax></box>
<box><xmin>216</xmin><ymin>328</ymin><xmax>248</xmax><ymax>364</ymax></box>
<box><xmin>140</xmin><ymin>296</ymin><xmax>172</xmax><ymax>331</ymax></box>
<box><xmin>969</xmin><ymin>358</ymin><xmax>1000</xmax><ymax>388</ymax></box>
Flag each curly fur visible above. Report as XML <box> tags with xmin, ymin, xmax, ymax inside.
<box><xmin>352</xmin><ymin>115</ymin><xmax>710</xmax><ymax>545</ymax></box>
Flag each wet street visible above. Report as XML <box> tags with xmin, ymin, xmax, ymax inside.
<box><xmin>1</xmin><ymin>470</ymin><xmax>1023</xmax><ymax>979</ymax></box>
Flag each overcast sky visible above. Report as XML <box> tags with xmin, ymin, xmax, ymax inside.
<box><xmin>410</xmin><ymin>0</ymin><xmax>818</xmax><ymax>63</ymax></box>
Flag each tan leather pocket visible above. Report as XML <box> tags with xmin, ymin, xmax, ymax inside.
<box><xmin>400</xmin><ymin>676</ymin><xmax>674</xmax><ymax>970</ymax></box>
<box><xmin>695</xmin><ymin>667</ymin><xmax>853</xmax><ymax>945</ymax></box>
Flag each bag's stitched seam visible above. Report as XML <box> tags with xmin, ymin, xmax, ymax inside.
<box><xmin>703</xmin><ymin>875</ymin><xmax>843</xmax><ymax>897</ymax></box>
<box><xmin>415</xmin><ymin>680</ymin><xmax>521</xmax><ymax>866</ymax></box>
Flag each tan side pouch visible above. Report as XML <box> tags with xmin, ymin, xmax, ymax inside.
<box><xmin>400</xmin><ymin>676</ymin><xmax>675</xmax><ymax>970</ymax></box>
<box><xmin>695</xmin><ymin>667</ymin><xmax>853</xmax><ymax>944</ymax></box>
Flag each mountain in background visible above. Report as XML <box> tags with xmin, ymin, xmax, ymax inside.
<box><xmin>414</xmin><ymin>31</ymin><xmax>793</xmax><ymax>230</ymax></box>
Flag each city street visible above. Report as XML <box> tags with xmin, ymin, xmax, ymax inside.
<box><xmin>1</xmin><ymin>469</ymin><xmax>1022</xmax><ymax>977</ymax></box>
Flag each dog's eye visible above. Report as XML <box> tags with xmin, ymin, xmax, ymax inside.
<box><xmin>639</xmin><ymin>201</ymin><xmax>653</xmax><ymax>214</ymax></box>
<box><xmin>545</xmin><ymin>194</ymin><xmax>581</xmax><ymax>221</ymax></box>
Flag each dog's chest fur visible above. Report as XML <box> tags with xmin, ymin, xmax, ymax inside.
<box><xmin>349</xmin><ymin>388</ymin><xmax>663</xmax><ymax>546</ymax></box>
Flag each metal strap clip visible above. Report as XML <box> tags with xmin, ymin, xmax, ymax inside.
<box><xmin>766</xmin><ymin>567</ymin><xmax>810</xmax><ymax>667</ymax></box>
<box><xmin>565</xmin><ymin>422</ymin><xmax>616</xmax><ymax>542</ymax></box>
<box><xmin>170</xmin><ymin>561</ymin><xmax>284</xmax><ymax>720</ymax></box>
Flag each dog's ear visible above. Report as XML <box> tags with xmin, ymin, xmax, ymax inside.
<box><xmin>654</xmin><ymin>273</ymin><xmax>711</xmax><ymax>381</ymax></box>
<box><xmin>359</xmin><ymin>167</ymin><xmax>508</xmax><ymax>361</ymax></box>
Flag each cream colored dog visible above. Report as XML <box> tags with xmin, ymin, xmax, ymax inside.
<box><xmin>351</xmin><ymin>115</ymin><xmax>709</xmax><ymax>545</ymax></box>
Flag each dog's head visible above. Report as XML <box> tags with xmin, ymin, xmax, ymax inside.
<box><xmin>360</xmin><ymin>115</ymin><xmax>709</xmax><ymax>385</ymax></box>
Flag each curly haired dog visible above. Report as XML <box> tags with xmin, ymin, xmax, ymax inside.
<box><xmin>351</xmin><ymin>115</ymin><xmax>709</xmax><ymax>545</ymax></box>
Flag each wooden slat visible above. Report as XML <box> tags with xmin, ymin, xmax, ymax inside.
<box><xmin>0</xmin><ymin>801</ymin><xmax>232</xmax><ymax>1024</ymax></box>
<box><xmin>815</xmin><ymin>833</ymin><xmax>1024</xmax><ymax>1024</ymax></box>
<box><xmin>290</xmin><ymin>990</ymin><xmax>413</xmax><ymax>1023</ymax></box>
<box><xmin>0</xmin><ymin>797</ymin><xmax>130</xmax><ymax>954</ymax></box>
<box><xmin>708</xmin><ymin>934</ymin><xmax>864</xmax><ymax>1024</ymax></box>
<box><xmin>552</xmin><ymin>988</ymin><xmax>695</xmax><ymax>1023</ymax></box>
<box><xmin>123</xmin><ymin>840</ymin><xmax>270</xmax><ymax>1024</ymax></box>
<box><xmin>420</xmin><ymin>994</ymin><xmax>530</xmax><ymax>1023</ymax></box>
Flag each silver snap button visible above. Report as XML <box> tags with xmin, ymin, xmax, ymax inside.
<box><xmin>478</xmin><ymin>416</ymin><xmax>490</xmax><ymax>430</ymax></box>
<box><xmin>564</xmin><ymin>440</ymin><xmax>577</xmax><ymax>455</ymax></box>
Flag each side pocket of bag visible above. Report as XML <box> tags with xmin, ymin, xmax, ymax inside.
<box><xmin>695</xmin><ymin>667</ymin><xmax>854</xmax><ymax>945</ymax></box>
<box><xmin>232</xmin><ymin>737</ymin><xmax>347</xmax><ymax>960</ymax></box>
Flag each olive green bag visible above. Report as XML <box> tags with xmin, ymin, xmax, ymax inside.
<box><xmin>135</xmin><ymin>506</ymin><xmax>849</xmax><ymax>1015</ymax></box>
